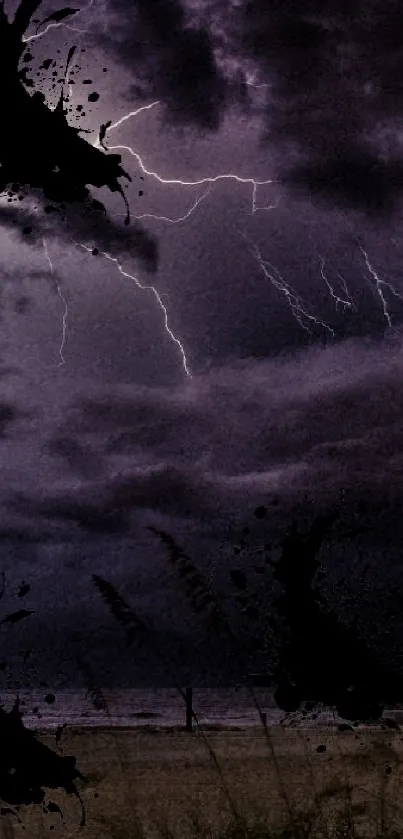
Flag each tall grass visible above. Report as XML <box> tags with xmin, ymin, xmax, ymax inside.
<box><xmin>104</xmin><ymin>776</ymin><xmax>403</xmax><ymax>839</ymax></box>
<box><xmin>90</xmin><ymin>516</ymin><xmax>330</xmax><ymax>833</ymax></box>
<box><xmin>92</xmin><ymin>573</ymin><xmax>242</xmax><ymax>824</ymax></box>
<box><xmin>89</xmin><ymin>511</ymin><xmax>403</xmax><ymax>839</ymax></box>
<box><xmin>90</xmin><ymin>516</ymin><xmax>326</xmax><ymax>832</ymax></box>
<box><xmin>76</xmin><ymin>643</ymin><xmax>147</xmax><ymax>839</ymax></box>
<box><xmin>145</xmin><ymin>524</ymin><xmax>300</xmax><ymax>827</ymax></box>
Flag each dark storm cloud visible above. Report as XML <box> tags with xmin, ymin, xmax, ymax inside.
<box><xmin>0</xmin><ymin>365</ymin><xmax>21</xmax><ymax>378</ymax></box>
<box><xmin>97</xmin><ymin>0</ymin><xmax>228</xmax><ymax>130</ymax></box>
<box><xmin>5</xmin><ymin>337</ymin><xmax>403</xmax><ymax>683</ymax></box>
<box><xmin>48</xmin><ymin>436</ymin><xmax>106</xmax><ymax>480</ymax></box>
<box><xmin>229</xmin><ymin>0</ymin><xmax>403</xmax><ymax>214</ymax></box>
<box><xmin>0</xmin><ymin>403</ymin><xmax>22</xmax><ymax>437</ymax></box>
<box><xmin>98</xmin><ymin>0</ymin><xmax>403</xmax><ymax>215</ymax></box>
<box><xmin>282</xmin><ymin>152</ymin><xmax>403</xmax><ymax>219</ymax></box>
<box><xmin>5</xmin><ymin>335</ymin><xmax>403</xmax><ymax>545</ymax></box>
<box><xmin>0</xmin><ymin>193</ymin><xmax>158</xmax><ymax>273</ymax></box>
<box><xmin>10</xmin><ymin>489</ymin><xmax>132</xmax><ymax>535</ymax></box>
<box><xmin>0</xmin><ymin>525</ymin><xmax>54</xmax><ymax>544</ymax></box>
<box><xmin>0</xmin><ymin>401</ymin><xmax>32</xmax><ymax>438</ymax></box>
<box><xmin>61</xmin><ymin>339</ymin><xmax>403</xmax><ymax>493</ymax></box>
<box><xmin>8</xmin><ymin>462</ymin><xmax>226</xmax><ymax>531</ymax></box>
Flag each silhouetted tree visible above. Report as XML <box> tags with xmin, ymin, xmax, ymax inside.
<box><xmin>270</xmin><ymin>511</ymin><xmax>403</xmax><ymax>721</ymax></box>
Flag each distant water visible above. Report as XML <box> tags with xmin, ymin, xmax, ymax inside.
<box><xmin>0</xmin><ymin>688</ymin><xmax>396</xmax><ymax>729</ymax></box>
<box><xmin>0</xmin><ymin>688</ymin><xmax>280</xmax><ymax>728</ymax></box>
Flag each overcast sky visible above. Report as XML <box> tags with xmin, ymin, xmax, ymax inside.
<box><xmin>1</xmin><ymin>0</ymin><xmax>403</xmax><ymax>689</ymax></box>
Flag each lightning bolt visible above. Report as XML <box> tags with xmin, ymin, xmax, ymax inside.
<box><xmin>359</xmin><ymin>246</ymin><xmax>403</xmax><ymax>329</ymax></box>
<box><xmin>114</xmin><ymin>180</ymin><xmax>278</xmax><ymax>226</ymax></box>
<box><xmin>318</xmin><ymin>256</ymin><xmax>355</xmax><ymax>311</ymax></box>
<box><xmin>23</xmin><ymin>0</ymin><xmax>95</xmax><ymax>43</ymax></box>
<box><xmin>242</xmin><ymin>233</ymin><xmax>335</xmax><ymax>337</ymax></box>
<box><xmin>337</xmin><ymin>272</ymin><xmax>355</xmax><ymax>309</ymax></box>
<box><xmin>245</xmin><ymin>73</ymin><xmax>270</xmax><ymax>90</ymax></box>
<box><xmin>112</xmin><ymin>185</ymin><xmax>212</xmax><ymax>225</ymax></box>
<box><xmin>75</xmin><ymin>242</ymin><xmax>192</xmax><ymax>377</ymax></box>
<box><xmin>93</xmin><ymin>102</ymin><xmax>277</xmax><ymax>217</ymax></box>
<box><xmin>84</xmin><ymin>103</ymin><xmax>279</xmax><ymax>375</ymax></box>
<box><xmin>42</xmin><ymin>238</ymin><xmax>68</xmax><ymax>367</ymax></box>
<box><xmin>93</xmin><ymin>101</ymin><xmax>161</xmax><ymax>138</ymax></box>
<box><xmin>252</xmin><ymin>194</ymin><xmax>281</xmax><ymax>215</ymax></box>
<box><xmin>134</xmin><ymin>184</ymin><xmax>213</xmax><ymax>225</ymax></box>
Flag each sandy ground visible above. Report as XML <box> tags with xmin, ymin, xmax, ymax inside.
<box><xmin>3</xmin><ymin>724</ymin><xmax>403</xmax><ymax>839</ymax></box>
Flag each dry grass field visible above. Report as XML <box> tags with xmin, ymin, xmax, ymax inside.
<box><xmin>3</xmin><ymin>723</ymin><xmax>403</xmax><ymax>839</ymax></box>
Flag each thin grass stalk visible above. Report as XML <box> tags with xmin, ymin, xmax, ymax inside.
<box><xmin>147</xmin><ymin>528</ymin><xmax>298</xmax><ymax>830</ymax></box>
<box><xmin>379</xmin><ymin>771</ymin><xmax>388</xmax><ymax>839</ymax></box>
<box><xmin>294</xmin><ymin>728</ymin><xmax>332</xmax><ymax>839</ymax></box>
<box><xmin>92</xmin><ymin>574</ymin><xmax>242</xmax><ymax>826</ymax></box>
<box><xmin>326</xmin><ymin>721</ymin><xmax>361</xmax><ymax>839</ymax></box>
<box><xmin>75</xmin><ymin>647</ymin><xmax>147</xmax><ymax>839</ymax></box>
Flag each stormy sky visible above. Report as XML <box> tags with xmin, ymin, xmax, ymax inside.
<box><xmin>1</xmin><ymin>0</ymin><xmax>403</xmax><ymax>689</ymax></box>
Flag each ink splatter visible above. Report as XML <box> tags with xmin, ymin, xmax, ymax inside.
<box><xmin>0</xmin><ymin>698</ymin><xmax>85</xmax><ymax>826</ymax></box>
<box><xmin>0</xmin><ymin>0</ymin><xmax>132</xmax><ymax>224</ymax></box>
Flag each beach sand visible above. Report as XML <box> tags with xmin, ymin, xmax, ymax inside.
<box><xmin>4</xmin><ymin>724</ymin><xmax>403</xmax><ymax>839</ymax></box>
